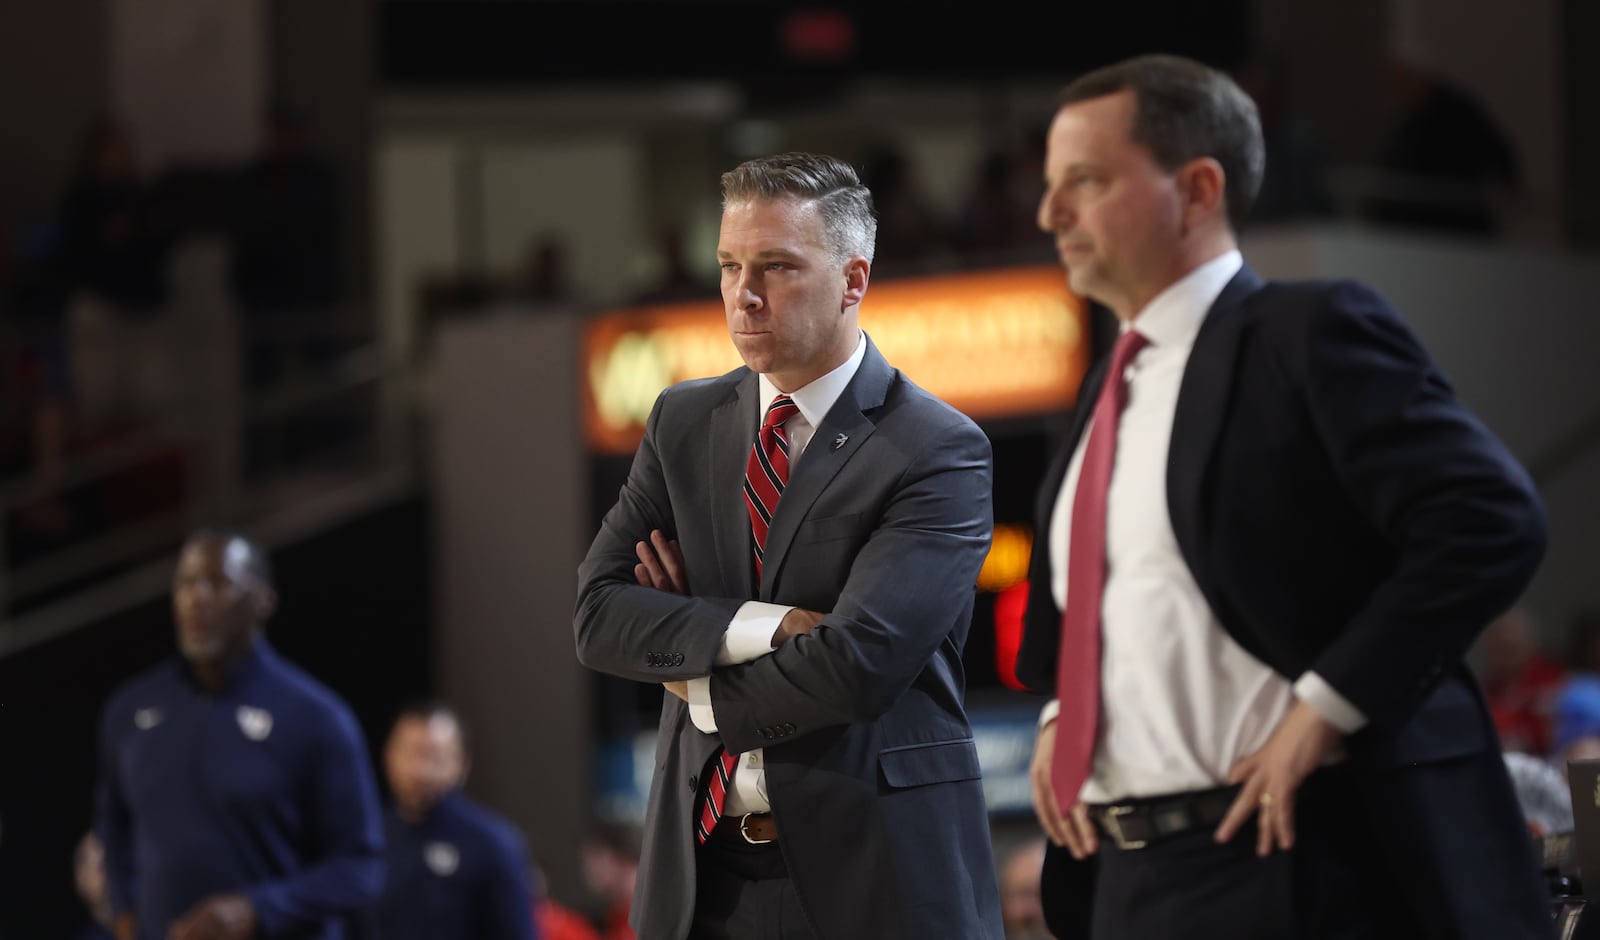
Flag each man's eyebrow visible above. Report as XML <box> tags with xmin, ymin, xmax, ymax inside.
<box><xmin>718</xmin><ymin>248</ymin><xmax>801</xmax><ymax>260</ymax></box>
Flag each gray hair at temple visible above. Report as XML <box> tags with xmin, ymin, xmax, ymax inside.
<box><xmin>720</xmin><ymin>152</ymin><xmax>878</xmax><ymax>265</ymax></box>
<box><xmin>1059</xmin><ymin>53</ymin><xmax>1266</xmax><ymax>231</ymax></box>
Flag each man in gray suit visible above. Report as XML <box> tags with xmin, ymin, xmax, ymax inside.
<box><xmin>575</xmin><ymin>152</ymin><xmax>1004</xmax><ymax>940</ymax></box>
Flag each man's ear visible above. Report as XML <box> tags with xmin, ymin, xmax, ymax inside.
<box><xmin>842</xmin><ymin>256</ymin><xmax>870</xmax><ymax>309</ymax></box>
<box><xmin>1178</xmin><ymin>157</ymin><xmax>1227</xmax><ymax>232</ymax></box>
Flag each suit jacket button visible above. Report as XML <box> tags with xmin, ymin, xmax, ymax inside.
<box><xmin>673</xmin><ymin>653</ymin><xmax>685</xmax><ymax>666</ymax></box>
<box><xmin>689</xmin><ymin>775</ymin><xmax>698</xmax><ymax>791</ymax></box>
<box><xmin>644</xmin><ymin>653</ymin><xmax>654</xmax><ymax>666</ymax></box>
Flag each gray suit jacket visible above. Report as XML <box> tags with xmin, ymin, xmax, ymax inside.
<box><xmin>575</xmin><ymin>336</ymin><xmax>1004</xmax><ymax>940</ymax></box>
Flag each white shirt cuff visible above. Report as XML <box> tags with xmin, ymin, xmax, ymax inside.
<box><xmin>722</xmin><ymin>602</ymin><xmax>793</xmax><ymax>664</ymax></box>
<box><xmin>687</xmin><ymin>677</ymin><xmax>718</xmax><ymax>733</ymax></box>
<box><xmin>1038</xmin><ymin>699</ymin><xmax>1060</xmax><ymax>729</ymax></box>
<box><xmin>1293</xmin><ymin>672</ymin><xmax>1367</xmax><ymax>734</ymax></box>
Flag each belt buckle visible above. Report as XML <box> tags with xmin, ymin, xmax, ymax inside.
<box><xmin>1101</xmin><ymin>804</ymin><xmax>1147</xmax><ymax>850</ymax></box>
<box><xmin>739</xmin><ymin>813</ymin><xmax>774</xmax><ymax>845</ymax></box>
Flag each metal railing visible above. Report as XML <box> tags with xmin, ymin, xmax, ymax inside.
<box><xmin>0</xmin><ymin>320</ymin><xmax>421</xmax><ymax>656</ymax></box>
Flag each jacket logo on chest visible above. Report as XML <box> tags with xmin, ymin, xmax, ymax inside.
<box><xmin>236</xmin><ymin>706</ymin><xmax>274</xmax><ymax>741</ymax></box>
<box><xmin>134</xmin><ymin>708</ymin><xmax>163</xmax><ymax>730</ymax></box>
<box><xmin>424</xmin><ymin>842</ymin><xmax>460</xmax><ymax>877</ymax></box>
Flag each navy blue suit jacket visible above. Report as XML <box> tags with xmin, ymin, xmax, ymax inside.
<box><xmin>1017</xmin><ymin>266</ymin><xmax>1552</xmax><ymax>938</ymax></box>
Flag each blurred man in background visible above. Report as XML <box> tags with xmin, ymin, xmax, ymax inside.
<box><xmin>999</xmin><ymin>836</ymin><xmax>1050</xmax><ymax>940</ymax></box>
<box><xmin>71</xmin><ymin>830</ymin><xmax>117</xmax><ymax>940</ymax></box>
<box><xmin>95</xmin><ymin>529</ymin><xmax>384</xmax><ymax>940</ymax></box>
<box><xmin>375</xmin><ymin>701</ymin><xmax>538</xmax><ymax>940</ymax></box>
<box><xmin>578</xmin><ymin>822</ymin><xmax>639</xmax><ymax>940</ymax></box>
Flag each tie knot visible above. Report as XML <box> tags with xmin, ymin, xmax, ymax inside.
<box><xmin>763</xmin><ymin>395</ymin><xmax>799</xmax><ymax>430</ymax></box>
<box><xmin>1110</xmin><ymin>329</ymin><xmax>1151</xmax><ymax>373</ymax></box>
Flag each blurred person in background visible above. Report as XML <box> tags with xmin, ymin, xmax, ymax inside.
<box><xmin>1553</xmin><ymin>674</ymin><xmax>1600</xmax><ymax>774</ymax></box>
<box><xmin>228</xmin><ymin>103</ymin><xmax>340</xmax><ymax>392</ymax></box>
<box><xmin>579</xmin><ymin>822</ymin><xmax>639</xmax><ymax>940</ymax></box>
<box><xmin>95</xmin><ymin>529</ymin><xmax>384</xmax><ymax>940</ymax></box>
<box><xmin>58</xmin><ymin>118</ymin><xmax>179</xmax><ymax>435</ymax></box>
<box><xmin>1478</xmin><ymin>607</ymin><xmax>1568</xmax><ymax>755</ymax></box>
<box><xmin>375</xmin><ymin>701</ymin><xmax>538</xmax><ymax>940</ymax></box>
<box><xmin>1501</xmin><ymin>751</ymin><xmax>1574</xmax><ymax>837</ymax></box>
<box><xmin>532</xmin><ymin>862</ymin><xmax>601</xmax><ymax>940</ymax></box>
<box><xmin>1366</xmin><ymin>56</ymin><xmax>1521</xmax><ymax>238</ymax></box>
<box><xmin>954</xmin><ymin>148</ymin><xmax>1042</xmax><ymax>262</ymax></box>
<box><xmin>228</xmin><ymin>104</ymin><xmax>342</xmax><ymax>478</ymax></box>
<box><xmin>998</xmin><ymin>836</ymin><xmax>1050</xmax><ymax>940</ymax></box>
<box><xmin>72</xmin><ymin>830</ymin><xmax>117</xmax><ymax>940</ymax></box>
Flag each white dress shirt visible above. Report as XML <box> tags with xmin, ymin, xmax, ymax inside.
<box><xmin>1041</xmin><ymin>251</ymin><xmax>1364</xmax><ymax>803</ymax></box>
<box><xmin>687</xmin><ymin>332</ymin><xmax>867</xmax><ymax>815</ymax></box>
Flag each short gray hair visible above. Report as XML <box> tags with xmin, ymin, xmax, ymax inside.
<box><xmin>720</xmin><ymin>152</ymin><xmax>877</xmax><ymax>264</ymax></box>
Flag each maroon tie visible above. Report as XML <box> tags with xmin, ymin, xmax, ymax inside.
<box><xmin>696</xmin><ymin>394</ymin><xmax>800</xmax><ymax>844</ymax></box>
<box><xmin>1052</xmin><ymin>329</ymin><xmax>1150</xmax><ymax>810</ymax></box>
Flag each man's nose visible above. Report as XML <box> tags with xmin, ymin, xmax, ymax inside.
<box><xmin>1037</xmin><ymin>187</ymin><xmax>1072</xmax><ymax>233</ymax></box>
<box><xmin>736</xmin><ymin>272</ymin><xmax>764</xmax><ymax>310</ymax></box>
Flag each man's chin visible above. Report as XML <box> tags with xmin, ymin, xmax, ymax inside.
<box><xmin>179</xmin><ymin>636</ymin><xmax>226</xmax><ymax>663</ymax></box>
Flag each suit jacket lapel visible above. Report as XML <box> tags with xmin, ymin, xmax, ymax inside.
<box><xmin>709</xmin><ymin>370</ymin><xmax>760</xmax><ymax>596</ymax></box>
<box><xmin>758</xmin><ymin>338</ymin><xmax>892</xmax><ymax>596</ymax></box>
<box><xmin>1167</xmin><ymin>265</ymin><xmax>1264</xmax><ymax>565</ymax></box>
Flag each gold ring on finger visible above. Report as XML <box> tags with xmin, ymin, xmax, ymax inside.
<box><xmin>1259</xmin><ymin>792</ymin><xmax>1274</xmax><ymax>808</ymax></box>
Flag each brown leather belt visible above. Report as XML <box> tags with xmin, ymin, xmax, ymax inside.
<box><xmin>736</xmin><ymin>812</ymin><xmax>778</xmax><ymax>844</ymax></box>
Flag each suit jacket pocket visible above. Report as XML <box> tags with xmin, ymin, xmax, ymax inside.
<box><xmin>796</xmin><ymin>512</ymin><xmax>864</xmax><ymax>544</ymax></box>
<box><xmin>879</xmin><ymin>738</ymin><xmax>983</xmax><ymax>789</ymax></box>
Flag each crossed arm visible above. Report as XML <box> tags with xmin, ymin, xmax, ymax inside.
<box><xmin>631</xmin><ymin>529</ymin><xmax>822</xmax><ymax>703</ymax></box>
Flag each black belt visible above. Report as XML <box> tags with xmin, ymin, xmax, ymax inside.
<box><xmin>710</xmin><ymin>812</ymin><xmax>778</xmax><ymax>845</ymax></box>
<box><xmin>1087</xmin><ymin>784</ymin><xmax>1240</xmax><ymax>850</ymax></box>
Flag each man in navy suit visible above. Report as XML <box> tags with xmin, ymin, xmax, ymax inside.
<box><xmin>1016</xmin><ymin>54</ymin><xmax>1553</xmax><ymax>939</ymax></box>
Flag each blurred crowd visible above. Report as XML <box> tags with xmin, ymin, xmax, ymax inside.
<box><xmin>0</xmin><ymin>47</ymin><xmax>1526</xmax><ymax>600</ymax></box>
<box><xmin>1478</xmin><ymin>608</ymin><xmax>1600</xmax><ymax>838</ymax></box>
<box><xmin>0</xmin><ymin>105</ymin><xmax>347</xmax><ymax>581</ymax></box>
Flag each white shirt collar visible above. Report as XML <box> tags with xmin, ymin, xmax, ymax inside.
<box><xmin>1126</xmin><ymin>250</ymin><xmax>1242</xmax><ymax>348</ymax></box>
<box><xmin>757</xmin><ymin>331</ymin><xmax>867</xmax><ymax>428</ymax></box>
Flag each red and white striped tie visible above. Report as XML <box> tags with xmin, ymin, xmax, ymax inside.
<box><xmin>697</xmin><ymin>394</ymin><xmax>799</xmax><ymax>844</ymax></box>
<box><xmin>743</xmin><ymin>394</ymin><xmax>799</xmax><ymax>579</ymax></box>
<box><xmin>695</xmin><ymin>748</ymin><xmax>742</xmax><ymax>844</ymax></box>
